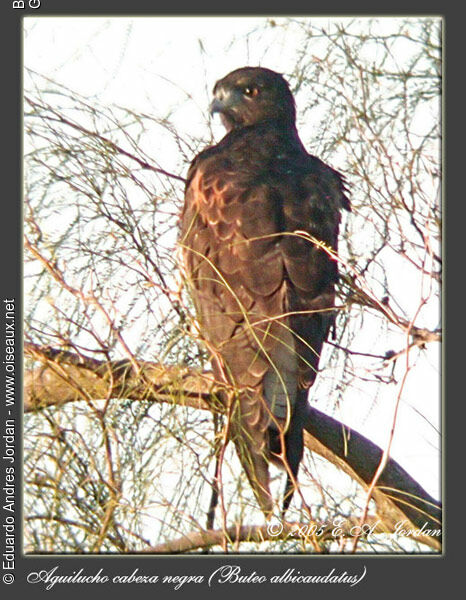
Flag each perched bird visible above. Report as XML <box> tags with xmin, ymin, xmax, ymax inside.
<box><xmin>179</xmin><ymin>67</ymin><xmax>350</xmax><ymax>517</ymax></box>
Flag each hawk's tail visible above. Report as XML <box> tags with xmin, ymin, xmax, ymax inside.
<box><xmin>230</xmin><ymin>391</ymin><xmax>275</xmax><ymax>517</ymax></box>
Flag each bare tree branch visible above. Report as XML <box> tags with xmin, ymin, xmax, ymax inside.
<box><xmin>139</xmin><ymin>515</ymin><xmax>415</xmax><ymax>554</ymax></box>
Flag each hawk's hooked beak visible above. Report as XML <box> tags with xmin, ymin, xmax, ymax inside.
<box><xmin>209</xmin><ymin>87</ymin><xmax>242</xmax><ymax>117</ymax></box>
<box><xmin>209</xmin><ymin>97</ymin><xmax>225</xmax><ymax>116</ymax></box>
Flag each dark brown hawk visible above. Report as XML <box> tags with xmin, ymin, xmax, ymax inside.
<box><xmin>179</xmin><ymin>67</ymin><xmax>350</xmax><ymax>516</ymax></box>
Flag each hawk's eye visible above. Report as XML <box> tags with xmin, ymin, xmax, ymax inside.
<box><xmin>243</xmin><ymin>86</ymin><xmax>260</xmax><ymax>97</ymax></box>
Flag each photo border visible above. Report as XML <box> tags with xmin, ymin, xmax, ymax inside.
<box><xmin>2</xmin><ymin>0</ymin><xmax>456</xmax><ymax>593</ymax></box>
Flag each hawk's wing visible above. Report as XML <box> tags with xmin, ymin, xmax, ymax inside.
<box><xmin>180</xmin><ymin>142</ymin><xmax>347</xmax><ymax>515</ymax></box>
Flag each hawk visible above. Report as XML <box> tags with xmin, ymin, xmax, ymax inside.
<box><xmin>179</xmin><ymin>67</ymin><xmax>350</xmax><ymax>517</ymax></box>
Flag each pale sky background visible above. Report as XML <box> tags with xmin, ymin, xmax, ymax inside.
<box><xmin>23</xmin><ymin>16</ymin><xmax>441</xmax><ymax>502</ymax></box>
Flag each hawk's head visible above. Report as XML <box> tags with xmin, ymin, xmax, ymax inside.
<box><xmin>210</xmin><ymin>67</ymin><xmax>296</xmax><ymax>132</ymax></box>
